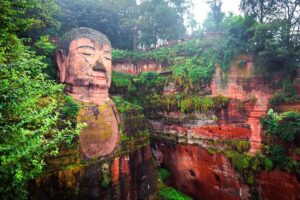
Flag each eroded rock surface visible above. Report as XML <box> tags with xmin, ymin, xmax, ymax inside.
<box><xmin>152</xmin><ymin>142</ymin><xmax>249</xmax><ymax>200</ymax></box>
<box><xmin>256</xmin><ymin>170</ymin><xmax>300</xmax><ymax>200</ymax></box>
<box><xmin>210</xmin><ymin>56</ymin><xmax>272</xmax><ymax>153</ymax></box>
<box><xmin>30</xmin><ymin>145</ymin><xmax>157</xmax><ymax>200</ymax></box>
<box><xmin>113</xmin><ymin>61</ymin><xmax>162</xmax><ymax>75</ymax></box>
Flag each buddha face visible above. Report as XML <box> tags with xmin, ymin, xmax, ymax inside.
<box><xmin>57</xmin><ymin>38</ymin><xmax>112</xmax><ymax>90</ymax></box>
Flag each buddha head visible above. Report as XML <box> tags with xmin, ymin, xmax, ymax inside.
<box><xmin>57</xmin><ymin>27</ymin><xmax>112</xmax><ymax>104</ymax></box>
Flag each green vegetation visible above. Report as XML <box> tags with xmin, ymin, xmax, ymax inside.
<box><xmin>261</xmin><ymin>109</ymin><xmax>300</xmax><ymax>142</ymax></box>
<box><xmin>260</xmin><ymin>109</ymin><xmax>300</xmax><ymax>174</ymax></box>
<box><xmin>61</xmin><ymin>96</ymin><xmax>81</xmax><ymax>118</ymax></box>
<box><xmin>224</xmin><ymin>151</ymin><xmax>274</xmax><ymax>184</ymax></box>
<box><xmin>269</xmin><ymin>80</ymin><xmax>299</xmax><ymax>107</ymax></box>
<box><xmin>101</xmin><ymin>164</ymin><xmax>111</xmax><ymax>189</ymax></box>
<box><xmin>1</xmin><ymin>0</ymin><xmax>300</xmax><ymax>198</ymax></box>
<box><xmin>157</xmin><ymin>167</ymin><xmax>192</xmax><ymax>200</ymax></box>
<box><xmin>0</xmin><ymin>1</ymin><xmax>81</xmax><ymax>199</ymax></box>
<box><xmin>241</xmin><ymin>0</ymin><xmax>300</xmax><ymax>78</ymax></box>
<box><xmin>111</xmin><ymin>71</ymin><xmax>166</xmax><ymax>102</ymax></box>
<box><xmin>58</xmin><ymin>0</ymin><xmax>191</xmax><ymax>50</ymax></box>
<box><xmin>180</xmin><ymin>95</ymin><xmax>229</xmax><ymax>113</ymax></box>
<box><xmin>112</xmin><ymin>96</ymin><xmax>149</xmax><ymax>141</ymax></box>
<box><xmin>205</xmin><ymin>139</ymin><xmax>275</xmax><ymax>185</ymax></box>
<box><xmin>0</xmin><ymin>53</ymin><xmax>83</xmax><ymax>199</ymax></box>
<box><xmin>158</xmin><ymin>168</ymin><xmax>171</xmax><ymax>182</ymax></box>
<box><xmin>110</xmin><ymin>71</ymin><xmax>136</xmax><ymax>95</ymax></box>
<box><xmin>143</xmin><ymin>94</ymin><xmax>229</xmax><ymax>114</ymax></box>
<box><xmin>33</xmin><ymin>35</ymin><xmax>57</xmax><ymax>79</ymax></box>
<box><xmin>112</xmin><ymin>96</ymin><xmax>143</xmax><ymax>116</ymax></box>
<box><xmin>159</xmin><ymin>187</ymin><xmax>193</xmax><ymax>200</ymax></box>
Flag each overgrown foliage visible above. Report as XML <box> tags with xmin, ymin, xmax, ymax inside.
<box><xmin>261</xmin><ymin>109</ymin><xmax>300</xmax><ymax>142</ymax></box>
<box><xmin>158</xmin><ymin>187</ymin><xmax>193</xmax><ymax>200</ymax></box>
<box><xmin>0</xmin><ymin>1</ymin><xmax>82</xmax><ymax>198</ymax></box>
<box><xmin>57</xmin><ymin>0</ymin><xmax>192</xmax><ymax>49</ymax></box>
<box><xmin>269</xmin><ymin>80</ymin><xmax>298</xmax><ymax>106</ymax></box>
<box><xmin>157</xmin><ymin>167</ymin><xmax>192</xmax><ymax>200</ymax></box>
<box><xmin>0</xmin><ymin>54</ymin><xmax>82</xmax><ymax>199</ymax></box>
<box><xmin>260</xmin><ymin>109</ymin><xmax>300</xmax><ymax>174</ymax></box>
<box><xmin>142</xmin><ymin>94</ymin><xmax>229</xmax><ymax>114</ymax></box>
<box><xmin>241</xmin><ymin>0</ymin><xmax>300</xmax><ymax>78</ymax></box>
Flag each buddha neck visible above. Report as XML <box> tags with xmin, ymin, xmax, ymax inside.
<box><xmin>65</xmin><ymin>85</ymin><xmax>109</xmax><ymax>105</ymax></box>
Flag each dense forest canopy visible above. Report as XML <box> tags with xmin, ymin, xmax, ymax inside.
<box><xmin>0</xmin><ymin>0</ymin><xmax>299</xmax><ymax>199</ymax></box>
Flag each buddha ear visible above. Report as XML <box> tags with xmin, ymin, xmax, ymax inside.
<box><xmin>56</xmin><ymin>50</ymin><xmax>66</xmax><ymax>82</ymax></box>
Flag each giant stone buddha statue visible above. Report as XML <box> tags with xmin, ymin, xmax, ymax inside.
<box><xmin>56</xmin><ymin>27</ymin><xmax>119</xmax><ymax>158</ymax></box>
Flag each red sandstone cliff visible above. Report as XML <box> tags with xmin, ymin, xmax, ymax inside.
<box><xmin>210</xmin><ymin>56</ymin><xmax>272</xmax><ymax>153</ymax></box>
<box><xmin>30</xmin><ymin>145</ymin><xmax>157</xmax><ymax>200</ymax></box>
<box><xmin>153</xmin><ymin>143</ymin><xmax>249</xmax><ymax>200</ymax></box>
<box><xmin>153</xmin><ymin>141</ymin><xmax>300</xmax><ymax>200</ymax></box>
<box><xmin>113</xmin><ymin>61</ymin><xmax>162</xmax><ymax>75</ymax></box>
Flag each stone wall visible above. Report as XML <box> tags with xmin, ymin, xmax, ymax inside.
<box><xmin>210</xmin><ymin>56</ymin><xmax>272</xmax><ymax>153</ymax></box>
<box><xmin>152</xmin><ymin>141</ymin><xmax>300</xmax><ymax>200</ymax></box>
<box><xmin>113</xmin><ymin>61</ymin><xmax>162</xmax><ymax>75</ymax></box>
<box><xmin>30</xmin><ymin>145</ymin><xmax>157</xmax><ymax>200</ymax></box>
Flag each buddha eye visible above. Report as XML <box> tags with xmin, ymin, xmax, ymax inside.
<box><xmin>104</xmin><ymin>56</ymin><xmax>112</xmax><ymax>61</ymax></box>
<box><xmin>82</xmin><ymin>53</ymin><xmax>94</xmax><ymax>56</ymax></box>
<box><xmin>78</xmin><ymin>52</ymin><xmax>94</xmax><ymax>57</ymax></box>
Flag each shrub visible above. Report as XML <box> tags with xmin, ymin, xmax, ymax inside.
<box><xmin>158</xmin><ymin>168</ymin><xmax>171</xmax><ymax>182</ymax></box>
<box><xmin>61</xmin><ymin>96</ymin><xmax>80</xmax><ymax>118</ymax></box>
<box><xmin>159</xmin><ymin>187</ymin><xmax>193</xmax><ymax>200</ymax></box>
<box><xmin>101</xmin><ymin>165</ymin><xmax>111</xmax><ymax>189</ymax></box>
<box><xmin>261</xmin><ymin>109</ymin><xmax>300</xmax><ymax>142</ymax></box>
<box><xmin>263</xmin><ymin>158</ymin><xmax>273</xmax><ymax>171</ymax></box>
<box><xmin>269</xmin><ymin>145</ymin><xmax>287</xmax><ymax>167</ymax></box>
<box><xmin>0</xmin><ymin>54</ymin><xmax>83</xmax><ymax>199</ymax></box>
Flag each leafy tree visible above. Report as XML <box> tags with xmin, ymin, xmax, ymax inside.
<box><xmin>168</xmin><ymin>0</ymin><xmax>193</xmax><ymax>18</ymax></box>
<box><xmin>223</xmin><ymin>15</ymin><xmax>256</xmax><ymax>51</ymax></box>
<box><xmin>137</xmin><ymin>0</ymin><xmax>186</xmax><ymax>48</ymax></box>
<box><xmin>261</xmin><ymin>109</ymin><xmax>300</xmax><ymax>142</ymax></box>
<box><xmin>99</xmin><ymin>0</ymin><xmax>139</xmax><ymax>50</ymax></box>
<box><xmin>0</xmin><ymin>52</ymin><xmax>82</xmax><ymax>199</ymax></box>
<box><xmin>241</xmin><ymin>0</ymin><xmax>300</xmax><ymax>76</ymax></box>
<box><xmin>20</xmin><ymin>0</ymin><xmax>61</xmax><ymax>42</ymax></box>
<box><xmin>0</xmin><ymin>1</ymin><xmax>82</xmax><ymax>199</ymax></box>
<box><xmin>0</xmin><ymin>0</ymin><xmax>60</xmax><ymax>63</ymax></box>
<box><xmin>58</xmin><ymin>0</ymin><xmax>126</xmax><ymax>48</ymax></box>
<box><xmin>203</xmin><ymin>0</ymin><xmax>225</xmax><ymax>33</ymax></box>
<box><xmin>240</xmin><ymin>0</ymin><xmax>278</xmax><ymax>23</ymax></box>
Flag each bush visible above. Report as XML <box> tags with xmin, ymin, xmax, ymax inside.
<box><xmin>261</xmin><ymin>109</ymin><xmax>300</xmax><ymax>142</ymax></box>
<box><xmin>263</xmin><ymin>158</ymin><xmax>273</xmax><ymax>171</ymax></box>
<box><xmin>61</xmin><ymin>96</ymin><xmax>80</xmax><ymax>118</ymax></box>
<box><xmin>0</xmin><ymin>54</ymin><xmax>83</xmax><ymax>199</ymax></box>
<box><xmin>269</xmin><ymin>145</ymin><xmax>287</xmax><ymax>167</ymax></box>
<box><xmin>159</xmin><ymin>187</ymin><xmax>193</xmax><ymax>200</ymax></box>
<box><xmin>158</xmin><ymin>168</ymin><xmax>171</xmax><ymax>182</ymax></box>
<box><xmin>269</xmin><ymin>80</ymin><xmax>298</xmax><ymax>107</ymax></box>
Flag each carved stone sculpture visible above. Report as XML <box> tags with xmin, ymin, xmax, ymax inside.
<box><xmin>57</xmin><ymin>27</ymin><xmax>119</xmax><ymax>158</ymax></box>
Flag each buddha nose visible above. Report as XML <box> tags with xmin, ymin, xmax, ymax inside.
<box><xmin>92</xmin><ymin>59</ymin><xmax>106</xmax><ymax>73</ymax></box>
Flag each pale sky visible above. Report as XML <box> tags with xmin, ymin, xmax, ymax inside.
<box><xmin>191</xmin><ymin>0</ymin><xmax>241</xmax><ymax>24</ymax></box>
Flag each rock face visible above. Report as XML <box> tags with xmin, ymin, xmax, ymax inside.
<box><xmin>147</xmin><ymin>55</ymin><xmax>299</xmax><ymax>199</ymax></box>
<box><xmin>30</xmin><ymin>145</ymin><xmax>157</xmax><ymax>200</ymax></box>
<box><xmin>113</xmin><ymin>61</ymin><xmax>162</xmax><ymax>75</ymax></box>
<box><xmin>256</xmin><ymin>170</ymin><xmax>300</xmax><ymax>200</ymax></box>
<box><xmin>210</xmin><ymin>56</ymin><xmax>272</xmax><ymax>153</ymax></box>
<box><xmin>152</xmin><ymin>142</ymin><xmax>249</xmax><ymax>200</ymax></box>
<box><xmin>148</xmin><ymin>97</ymin><xmax>254</xmax><ymax>144</ymax></box>
<box><xmin>152</xmin><ymin>141</ymin><xmax>300</xmax><ymax>200</ymax></box>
